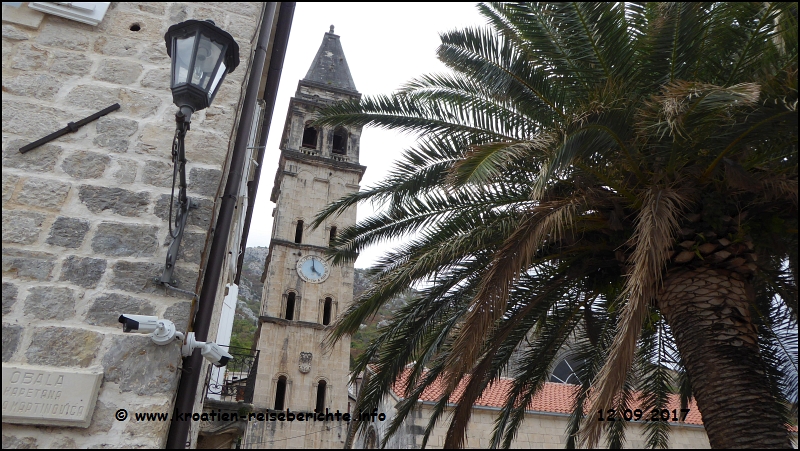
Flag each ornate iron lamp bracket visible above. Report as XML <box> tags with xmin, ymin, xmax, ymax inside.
<box><xmin>158</xmin><ymin>107</ymin><xmax>197</xmax><ymax>286</ymax></box>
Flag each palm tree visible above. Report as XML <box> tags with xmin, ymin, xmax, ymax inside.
<box><xmin>313</xmin><ymin>2</ymin><xmax>798</xmax><ymax>448</ymax></box>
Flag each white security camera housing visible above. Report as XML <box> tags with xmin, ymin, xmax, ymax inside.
<box><xmin>118</xmin><ymin>315</ymin><xmax>184</xmax><ymax>346</ymax></box>
<box><xmin>119</xmin><ymin>314</ymin><xmax>160</xmax><ymax>334</ymax></box>
<box><xmin>182</xmin><ymin>332</ymin><xmax>233</xmax><ymax>367</ymax></box>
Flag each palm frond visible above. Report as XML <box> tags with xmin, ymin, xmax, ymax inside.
<box><xmin>582</xmin><ymin>187</ymin><xmax>688</xmax><ymax>447</ymax></box>
<box><xmin>636</xmin><ymin>309</ymin><xmax>675</xmax><ymax>449</ymax></box>
<box><xmin>444</xmin><ymin>196</ymin><xmax>584</xmax><ymax>395</ymax></box>
<box><xmin>566</xmin><ymin>300</ymin><xmax>616</xmax><ymax>449</ymax></box>
<box><xmin>311</xmin><ymin>2</ymin><xmax>798</xmax><ymax>447</ymax></box>
<box><xmin>723</xmin><ymin>2</ymin><xmax>789</xmax><ymax>87</ymax></box>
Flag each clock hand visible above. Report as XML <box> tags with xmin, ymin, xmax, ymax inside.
<box><xmin>307</xmin><ymin>260</ymin><xmax>320</xmax><ymax>276</ymax></box>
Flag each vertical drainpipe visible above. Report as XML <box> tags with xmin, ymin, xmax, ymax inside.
<box><xmin>234</xmin><ymin>3</ymin><xmax>295</xmax><ymax>285</ymax></box>
<box><xmin>165</xmin><ymin>3</ymin><xmax>279</xmax><ymax>448</ymax></box>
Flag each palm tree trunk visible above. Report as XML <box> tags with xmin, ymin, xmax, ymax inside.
<box><xmin>658</xmin><ymin>266</ymin><xmax>790</xmax><ymax>448</ymax></box>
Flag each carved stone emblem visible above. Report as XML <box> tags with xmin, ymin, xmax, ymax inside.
<box><xmin>299</xmin><ymin>352</ymin><xmax>312</xmax><ymax>374</ymax></box>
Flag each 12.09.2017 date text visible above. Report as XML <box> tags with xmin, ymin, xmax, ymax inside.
<box><xmin>597</xmin><ymin>408</ymin><xmax>690</xmax><ymax>422</ymax></box>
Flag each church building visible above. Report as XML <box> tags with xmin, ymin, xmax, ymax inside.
<box><xmin>240</xmin><ymin>26</ymin><xmax>366</xmax><ymax>449</ymax></box>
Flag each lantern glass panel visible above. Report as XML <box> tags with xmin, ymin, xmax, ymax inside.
<box><xmin>173</xmin><ymin>35</ymin><xmax>195</xmax><ymax>86</ymax></box>
<box><xmin>208</xmin><ymin>60</ymin><xmax>226</xmax><ymax>100</ymax></box>
<box><xmin>192</xmin><ymin>35</ymin><xmax>224</xmax><ymax>90</ymax></box>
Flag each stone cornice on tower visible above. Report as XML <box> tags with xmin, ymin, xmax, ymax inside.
<box><xmin>269</xmin><ymin>151</ymin><xmax>365</xmax><ymax>203</ymax></box>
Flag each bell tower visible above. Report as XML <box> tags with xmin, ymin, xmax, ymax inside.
<box><xmin>244</xmin><ymin>27</ymin><xmax>366</xmax><ymax>449</ymax></box>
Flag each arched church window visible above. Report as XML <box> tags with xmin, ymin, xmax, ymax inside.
<box><xmin>332</xmin><ymin>127</ymin><xmax>347</xmax><ymax>154</ymax></box>
<box><xmin>315</xmin><ymin>380</ymin><xmax>327</xmax><ymax>413</ymax></box>
<box><xmin>329</xmin><ymin>226</ymin><xmax>337</xmax><ymax>247</ymax></box>
<box><xmin>295</xmin><ymin>220</ymin><xmax>304</xmax><ymax>244</ymax></box>
<box><xmin>285</xmin><ymin>292</ymin><xmax>296</xmax><ymax>321</ymax></box>
<box><xmin>275</xmin><ymin>376</ymin><xmax>287</xmax><ymax>410</ymax></box>
<box><xmin>549</xmin><ymin>357</ymin><xmax>582</xmax><ymax>385</ymax></box>
<box><xmin>365</xmin><ymin>426</ymin><xmax>378</xmax><ymax>449</ymax></box>
<box><xmin>322</xmin><ymin>297</ymin><xmax>333</xmax><ymax>326</ymax></box>
<box><xmin>302</xmin><ymin>123</ymin><xmax>318</xmax><ymax>149</ymax></box>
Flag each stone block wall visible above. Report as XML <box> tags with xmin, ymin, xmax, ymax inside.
<box><xmin>2</xmin><ymin>2</ymin><xmax>262</xmax><ymax>448</ymax></box>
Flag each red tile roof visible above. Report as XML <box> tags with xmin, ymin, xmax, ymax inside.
<box><xmin>390</xmin><ymin>368</ymin><xmax>705</xmax><ymax>426</ymax></box>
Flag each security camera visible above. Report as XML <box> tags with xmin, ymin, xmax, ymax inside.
<box><xmin>182</xmin><ymin>332</ymin><xmax>233</xmax><ymax>367</ymax></box>
<box><xmin>201</xmin><ymin>342</ymin><xmax>233</xmax><ymax>368</ymax></box>
<box><xmin>118</xmin><ymin>315</ymin><xmax>185</xmax><ymax>345</ymax></box>
<box><xmin>119</xmin><ymin>314</ymin><xmax>160</xmax><ymax>333</ymax></box>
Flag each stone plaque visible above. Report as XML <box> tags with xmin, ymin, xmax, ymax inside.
<box><xmin>299</xmin><ymin>352</ymin><xmax>312</xmax><ymax>374</ymax></box>
<box><xmin>2</xmin><ymin>364</ymin><xmax>102</xmax><ymax>428</ymax></box>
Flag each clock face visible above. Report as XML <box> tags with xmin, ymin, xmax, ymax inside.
<box><xmin>296</xmin><ymin>255</ymin><xmax>330</xmax><ymax>283</ymax></box>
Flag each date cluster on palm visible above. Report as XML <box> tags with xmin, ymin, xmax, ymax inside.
<box><xmin>670</xmin><ymin>212</ymin><xmax>757</xmax><ymax>276</ymax></box>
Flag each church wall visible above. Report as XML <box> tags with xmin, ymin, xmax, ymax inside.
<box><xmin>357</xmin><ymin>399</ymin><xmax>713</xmax><ymax>449</ymax></box>
<box><xmin>250</xmin><ymin>311</ymin><xmax>351</xmax><ymax>409</ymax></box>
<box><xmin>270</xmin><ymin>160</ymin><xmax>360</xmax><ymax>249</ymax></box>
<box><xmin>244</xmin><ymin>317</ymin><xmax>351</xmax><ymax>448</ymax></box>
<box><xmin>2</xmin><ymin>2</ymin><xmax>261</xmax><ymax>448</ymax></box>
<box><xmin>242</xmin><ymin>410</ymin><xmax>350</xmax><ymax>449</ymax></box>
<box><xmin>250</xmin><ymin>155</ymin><xmax>358</xmax><ymax>448</ymax></box>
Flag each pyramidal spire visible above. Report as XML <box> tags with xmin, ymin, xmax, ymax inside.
<box><xmin>303</xmin><ymin>25</ymin><xmax>357</xmax><ymax>92</ymax></box>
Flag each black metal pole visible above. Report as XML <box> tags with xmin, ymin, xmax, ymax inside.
<box><xmin>18</xmin><ymin>103</ymin><xmax>120</xmax><ymax>153</ymax></box>
<box><xmin>160</xmin><ymin>109</ymin><xmax>192</xmax><ymax>285</ymax></box>
<box><xmin>176</xmin><ymin>106</ymin><xmax>192</xmax><ymax>207</ymax></box>
<box><xmin>165</xmin><ymin>3</ymin><xmax>279</xmax><ymax>448</ymax></box>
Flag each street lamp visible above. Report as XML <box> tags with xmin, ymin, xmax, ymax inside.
<box><xmin>158</xmin><ymin>20</ymin><xmax>239</xmax><ymax>286</ymax></box>
<box><xmin>165</xmin><ymin>19</ymin><xmax>240</xmax><ymax>117</ymax></box>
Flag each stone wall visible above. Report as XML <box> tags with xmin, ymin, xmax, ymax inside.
<box><xmin>353</xmin><ymin>394</ymin><xmax>713</xmax><ymax>449</ymax></box>
<box><xmin>2</xmin><ymin>2</ymin><xmax>262</xmax><ymax>448</ymax></box>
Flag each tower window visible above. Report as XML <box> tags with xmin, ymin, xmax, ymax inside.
<box><xmin>285</xmin><ymin>292</ymin><xmax>296</xmax><ymax>321</ymax></box>
<box><xmin>302</xmin><ymin>125</ymin><xmax>317</xmax><ymax>149</ymax></box>
<box><xmin>332</xmin><ymin>127</ymin><xmax>347</xmax><ymax>154</ymax></box>
<box><xmin>322</xmin><ymin>297</ymin><xmax>332</xmax><ymax>326</ymax></box>
<box><xmin>295</xmin><ymin>220</ymin><xmax>304</xmax><ymax>244</ymax></box>
<box><xmin>329</xmin><ymin>227</ymin><xmax>337</xmax><ymax>247</ymax></box>
<box><xmin>315</xmin><ymin>380</ymin><xmax>327</xmax><ymax>413</ymax></box>
<box><xmin>274</xmin><ymin>376</ymin><xmax>287</xmax><ymax>410</ymax></box>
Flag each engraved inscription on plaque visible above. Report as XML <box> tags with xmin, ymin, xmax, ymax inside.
<box><xmin>2</xmin><ymin>364</ymin><xmax>102</xmax><ymax>428</ymax></box>
<box><xmin>299</xmin><ymin>352</ymin><xmax>312</xmax><ymax>374</ymax></box>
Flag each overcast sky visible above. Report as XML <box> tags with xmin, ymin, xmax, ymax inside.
<box><xmin>246</xmin><ymin>3</ymin><xmax>485</xmax><ymax>268</ymax></box>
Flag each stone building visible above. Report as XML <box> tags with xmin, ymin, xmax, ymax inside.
<box><xmin>2</xmin><ymin>2</ymin><xmax>293</xmax><ymax>448</ymax></box>
<box><xmin>238</xmin><ymin>27</ymin><xmax>366</xmax><ymax>449</ymax></box>
<box><xmin>346</xmin><ymin>359</ymin><xmax>799</xmax><ymax>449</ymax></box>
<box><xmin>351</xmin><ymin>367</ymin><xmax>712</xmax><ymax>449</ymax></box>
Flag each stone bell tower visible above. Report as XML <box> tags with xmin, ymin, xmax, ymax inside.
<box><xmin>243</xmin><ymin>26</ymin><xmax>366</xmax><ymax>449</ymax></box>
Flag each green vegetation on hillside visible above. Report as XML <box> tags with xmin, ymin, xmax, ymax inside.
<box><xmin>229</xmin><ymin>247</ymin><xmax>266</xmax><ymax>350</ymax></box>
<box><xmin>229</xmin><ymin>313</ymin><xmax>257</xmax><ymax>350</ymax></box>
